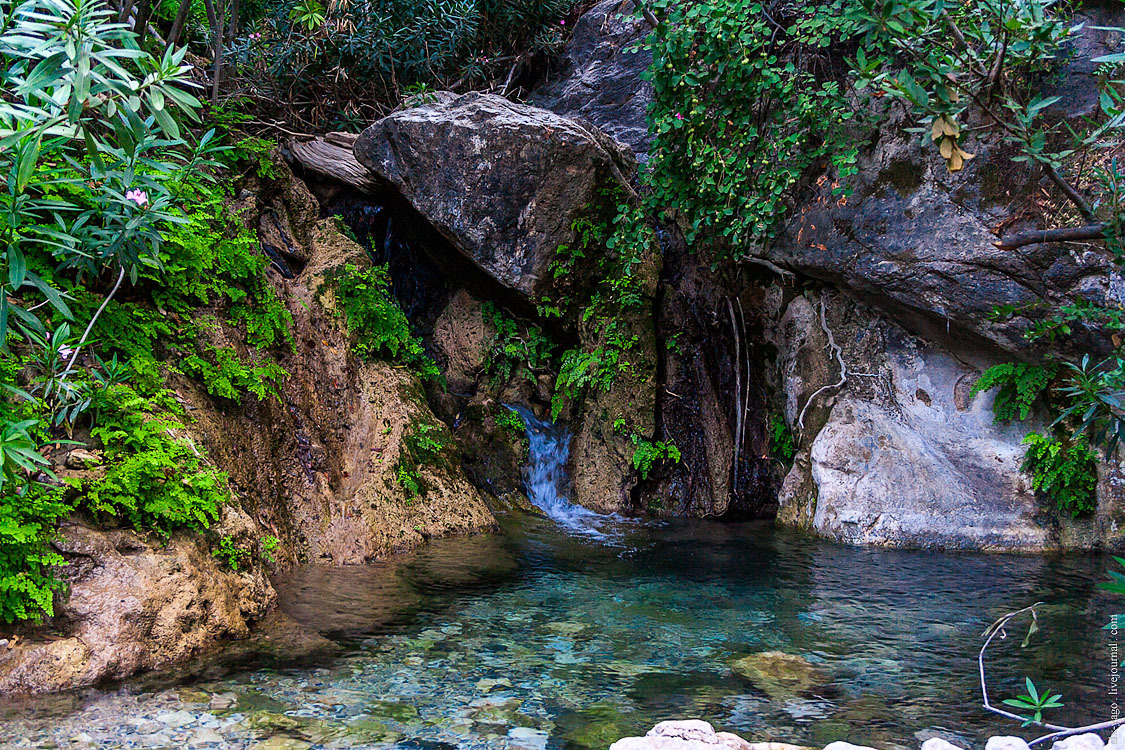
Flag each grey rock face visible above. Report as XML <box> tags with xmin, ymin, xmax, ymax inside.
<box><xmin>763</xmin><ymin>127</ymin><xmax>1114</xmax><ymax>355</ymax></box>
<box><xmin>531</xmin><ymin>0</ymin><xmax>655</xmax><ymax>157</ymax></box>
<box><xmin>772</xmin><ymin>292</ymin><xmax>1054</xmax><ymax>551</ymax></box>
<box><xmin>354</xmin><ymin>92</ymin><xmax>635</xmax><ymax>303</ymax></box>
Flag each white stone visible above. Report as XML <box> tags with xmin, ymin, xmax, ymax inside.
<box><xmin>188</xmin><ymin>729</ymin><xmax>225</xmax><ymax>746</ymax></box>
<box><xmin>1107</xmin><ymin>726</ymin><xmax>1125</xmax><ymax>750</ymax></box>
<box><xmin>1051</xmin><ymin>735</ymin><xmax>1106</xmax><ymax>750</ymax></box>
<box><xmin>824</xmin><ymin>742</ymin><xmax>880</xmax><ymax>750</ymax></box>
<box><xmin>922</xmin><ymin>738</ymin><xmax>966</xmax><ymax>750</ymax></box>
<box><xmin>508</xmin><ymin>727</ymin><xmax>549</xmax><ymax>750</ymax></box>
<box><xmin>986</xmin><ymin>737</ymin><xmax>1032</xmax><ymax>750</ymax></box>
<box><xmin>155</xmin><ymin>710</ymin><xmax>197</xmax><ymax>728</ymax></box>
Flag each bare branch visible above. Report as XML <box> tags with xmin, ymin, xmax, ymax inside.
<box><xmin>994</xmin><ymin>223</ymin><xmax>1108</xmax><ymax>249</ymax></box>
<box><xmin>979</xmin><ymin>604</ymin><xmax>1125</xmax><ymax>746</ymax></box>
<box><xmin>630</xmin><ymin>0</ymin><xmax>658</xmax><ymax>28</ymax></box>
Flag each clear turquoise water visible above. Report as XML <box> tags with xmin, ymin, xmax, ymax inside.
<box><xmin>1</xmin><ymin>516</ymin><xmax>1115</xmax><ymax>750</ymax></box>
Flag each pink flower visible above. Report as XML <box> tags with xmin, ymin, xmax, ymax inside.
<box><xmin>125</xmin><ymin>188</ymin><xmax>148</xmax><ymax>207</ymax></box>
<box><xmin>674</xmin><ymin>112</ymin><xmax>684</xmax><ymax>120</ymax></box>
<box><xmin>560</xmin><ymin>19</ymin><xmax>565</xmax><ymax>25</ymax></box>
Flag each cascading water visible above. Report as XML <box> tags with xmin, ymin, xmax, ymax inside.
<box><xmin>507</xmin><ymin>405</ymin><xmax>615</xmax><ymax>536</ymax></box>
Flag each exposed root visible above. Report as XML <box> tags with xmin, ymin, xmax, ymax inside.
<box><xmin>796</xmin><ymin>296</ymin><xmax>846</xmax><ymax>437</ymax></box>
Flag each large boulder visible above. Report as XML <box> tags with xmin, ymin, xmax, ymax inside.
<box><xmin>0</xmin><ymin>510</ymin><xmax>275</xmax><ymax>694</ymax></box>
<box><xmin>532</xmin><ymin>0</ymin><xmax>655</xmax><ymax>157</ymax></box>
<box><xmin>769</xmin><ymin>289</ymin><xmax>1125</xmax><ymax>551</ymax></box>
<box><xmin>354</xmin><ymin>92</ymin><xmax>636</xmax><ymax>305</ymax></box>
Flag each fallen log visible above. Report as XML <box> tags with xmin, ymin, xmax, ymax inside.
<box><xmin>286</xmin><ymin>135</ymin><xmax>382</xmax><ymax>194</ymax></box>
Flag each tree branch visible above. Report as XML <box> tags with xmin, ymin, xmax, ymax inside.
<box><xmin>980</xmin><ymin>605</ymin><xmax>1125</xmax><ymax>745</ymax></box>
<box><xmin>994</xmin><ymin>223</ymin><xmax>1107</xmax><ymax>249</ymax></box>
<box><xmin>65</xmin><ymin>265</ymin><xmax>125</xmax><ymax>373</ymax></box>
<box><xmin>631</xmin><ymin>0</ymin><xmax>658</xmax><ymax>27</ymax></box>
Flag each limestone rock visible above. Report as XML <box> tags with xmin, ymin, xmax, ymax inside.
<box><xmin>354</xmin><ymin>92</ymin><xmax>635</xmax><ymax>304</ymax></box>
<box><xmin>824</xmin><ymin>743</ymin><xmax>880</xmax><ymax>750</ymax></box>
<box><xmin>64</xmin><ymin>448</ymin><xmax>102</xmax><ymax>469</ymax></box>
<box><xmin>1051</xmin><ymin>735</ymin><xmax>1106</xmax><ymax>750</ymax></box>
<box><xmin>986</xmin><ymin>737</ymin><xmax>1032</xmax><ymax>750</ymax></box>
<box><xmin>531</xmin><ymin>0</ymin><xmax>654</xmax><ymax>157</ymax></box>
<box><xmin>0</xmin><ymin>511</ymin><xmax>275</xmax><ymax>694</ymax></box>
<box><xmin>610</xmin><ymin>720</ymin><xmax>766</xmax><ymax>750</ymax></box>
<box><xmin>758</xmin><ymin>21</ymin><xmax>1125</xmax><ymax>357</ymax></box>
<box><xmin>184</xmin><ymin>173</ymin><xmax>497</xmax><ymax>565</ymax></box>
<box><xmin>431</xmin><ymin>290</ymin><xmax>492</xmax><ymax>394</ymax></box>
<box><xmin>731</xmin><ymin>651</ymin><xmax>828</xmax><ymax>700</ymax></box>
<box><xmin>921</xmin><ymin>738</ymin><xmax>966</xmax><ymax>750</ymax></box>
<box><xmin>770</xmin><ymin>291</ymin><xmax>1061</xmax><ymax>550</ymax></box>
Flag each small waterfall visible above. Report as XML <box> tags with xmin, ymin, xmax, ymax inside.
<box><xmin>508</xmin><ymin>405</ymin><xmax>613</xmax><ymax>536</ymax></box>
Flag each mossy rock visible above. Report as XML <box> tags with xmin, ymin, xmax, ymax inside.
<box><xmin>731</xmin><ymin>651</ymin><xmax>828</xmax><ymax>700</ymax></box>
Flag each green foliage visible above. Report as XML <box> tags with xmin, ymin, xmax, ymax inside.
<box><xmin>259</xmin><ymin>534</ymin><xmax>280</xmax><ymax>562</ymax></box>
<box><xmin>332</xmin><ymin>263</ymin><xmax>440</xmax><ymax>381</ymax></box>
<box><xmin>630</xmin><ymin>433</ymin><xmax>681</xmax><ymax>481</ymax></box>
<box><xmin>768</xmin><ymin>413</ymin><xmax>796</xmax><ymax>463</ymax></box>
<box><xmin>970</xmin><ymin>363</ymin><xmax>1056</xmax><ymax>422</ymax></box>
<box><xmin>1056</xmin><ymin>355</ymin><xmax>1125</xmax><ymax>455</ymax></box>
<box><xmin>76</xmin><ymin>384</ymin><xmax>227</xmax><ymax>536</ymax></box>
<box><xmin>1001</xmin><ymin>677</ymin><xmax>1064</xmax><ymax>727</ymax></box>
<box><xmin>234</xmin><ymin>0</ymin><xmax>575</xmax><ymax>126</ymax></box>
<box><xmin>1021</xmin><ymin>432</ymin><xmax>1098</xmax><ymax>518</ymax></box>
<box><xmin>394</xmin><ymin>421</ymin><xmax>454</xmax><ymax>500</ymax></box>
<box><xmin>0</xmin><ymin>0</ymin><xmax>208</xmax><ymax>346</ymax></box>
<box><xmin>483</xmin><ymin>303</ymin><xmax>555</xmax><ymax>383</ymax></box>
<box><xmin>495</xmin><ymin>408</ymin><xmax>526</xmax><ymax>440</ymax></box>
<box><xmin>212</xmin><ymin>536</ymin><xmax>250</xmax><ymax>570</ymax></box>
<box><xmin>551</xmin><ymin>200</ymin><xmax>656</xmax><ymax>420</ymax></box>
<box><xmin>0</xmin><ymin>483</ymin><xmax>71</xmax><ymax>623</ymax></box>
<box><xmin>181</xmin><ymin>345</ymin><xmax>288</xmax><ymax>402</ymax></box>
<box><xmin>642</xmin><ymin>0</ymin><xmax>861</xmax><ymax>253</ymax></box>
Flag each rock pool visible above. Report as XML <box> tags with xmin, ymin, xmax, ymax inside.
<box><xmin>0</xmin><ymin>515</ymin><xmax>1114</xmax><ymax>750</ymax></box>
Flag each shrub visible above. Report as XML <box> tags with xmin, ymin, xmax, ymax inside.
<box><xmin>76</xmin><ymin>385</ymin><xmax>227</xmax><ymax>536</ymax></box>
<box><xmin>231</xmin><ymin>0</ymin><xmax>575</xmax><ymax>125</ymax></box>
<box><xmin>630</xmin><ymin>434</ymin><xmax>681</xmax><ymax>480</ymax></box>
<box><xmin>642</xmin><ymin>0</ymin><xmax>860</xmax><ymax>253</ymax></box>
<box><xmin>768</xmin><ymin>413</ymin><xmax>796</xmax><ymax>463</ymax></box>
<box><xmin>0</xmin><ymin>484</ymin><xmax>72</xmax><ymax>623</ymax></box>
<box><xmin>483</xmin><ymin>303</ymin><xmax>555</xmax><ymax>383</ymax></box>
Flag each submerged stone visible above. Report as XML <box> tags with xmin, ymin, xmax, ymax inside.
<box><xmin>731</xmin><ymin>652</ymin><xmax>828</xmax><ymax>700</ymax></box>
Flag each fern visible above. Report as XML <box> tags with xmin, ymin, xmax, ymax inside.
<box><xmin>332</xmin><ymin>264</ymin><xmax>441</xmax><ymax>381</ymax></box>
<box><xmin>971</xmin><ymin>363</ymin><xmax>1056</xmax><ymax>422</ymax></box>
<box><xmin>1022</xmin><ymin>432</ymin><xmax>1099</xmax><ymax>518</ymax></box>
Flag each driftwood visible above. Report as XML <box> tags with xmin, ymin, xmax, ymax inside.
<box><xmin>286</xmin><ymin>134</ymin><xmax>382</xmax><ymax>194</ymax></box>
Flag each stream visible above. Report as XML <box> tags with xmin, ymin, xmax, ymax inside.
<box><xmin>0</xmin><ymin>414</ymin><xmax>1115</xmax><ymax>750</ymax></box>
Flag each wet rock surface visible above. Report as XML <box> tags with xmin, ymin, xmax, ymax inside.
<box><xmin>767</xmin><ymin>291</ymin><xmax>1059</xmax><ymax>550</ymax></box>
